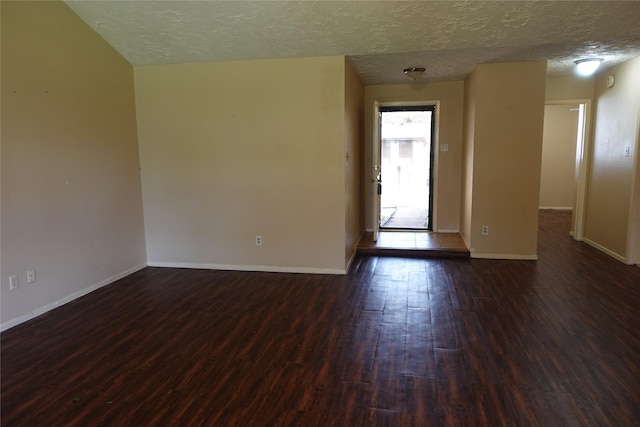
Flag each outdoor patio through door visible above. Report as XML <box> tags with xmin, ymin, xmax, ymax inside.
<box><xmin>379</xmin><ymin>106</ymin><xmax>434</xmax><ymax>230</ymax></box>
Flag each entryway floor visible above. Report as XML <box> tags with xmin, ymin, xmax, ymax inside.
<box><xmin>357</xmin><ymin>231</ymin><xmax>469</xmax><ymax>258</ymax></box>
<box><xmin>380</xmin><ymin>206</ymin><xmax>429</xmax><ymax>229</ymax></box>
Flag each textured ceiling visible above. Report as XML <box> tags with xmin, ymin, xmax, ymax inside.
<box><xmin>64</xmin><ymin>0</ymin><xmax>640</xmax><ymax>85</ymax></box>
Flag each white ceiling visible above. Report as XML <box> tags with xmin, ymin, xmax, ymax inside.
<box><xmin>64</xmin><ymin>0</ymin><xmax>640</xmax><ymax>85</ymax></box>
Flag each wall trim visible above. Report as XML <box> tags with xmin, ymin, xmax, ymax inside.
<box><xmin>147</xmin><ymin>261</ymin><xmax>346</xmax><ymax>275</ymax></box>
<box><xmin>582</xmin><ymin>238</ymin><xmax>629</xmax><ymax>264</ymax></box>
<box><xmin>470</xmin><ymin>250</ymin><xmax>538</xmax><ymax>260</ymax></box>
<box><xmin>544</xmin><ymin>99</ymin><xmax>593</xmax><ymax>241</ymax></box>
<box><xmin>0</xmin><ymin>263</ymin><xmax>148</xmax><ymax>332</ymax></box>
<box><xmin>345</xmin><ymin>250</ymin><xmax>358</xmax><ymax>273</ymax></box>
<box><xmin>346</xmin><ymin>230</ymin><xmax>366</xmax><ymax>272</ymax></box>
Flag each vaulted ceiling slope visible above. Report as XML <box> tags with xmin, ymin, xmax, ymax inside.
<box><xmin>64</xmin><ymin>0</ymin><xmax>640</xmax><ymax>84</ymax></box>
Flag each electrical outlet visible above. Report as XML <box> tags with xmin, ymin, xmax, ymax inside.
<box><xmin>481</xmin><ymin>225</ymin><xmax>489</xmax><ymax>236</ymax></box>
<box><xmin>27</xmin><ymin>269</ymin><xmax>36</xmax><ymax>284</ymax></box>
<box><xmin>9</xmin><ymin>275</ymin><xmax>18</xmax><ymax>290</ymax></box>
<box><xmin>256</xmin><ymin>236</ymin><xmax>263</xmax><ymax>246</ymax></box>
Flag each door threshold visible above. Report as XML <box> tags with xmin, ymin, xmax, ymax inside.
<box><xmin>357</xmin><ymin>231</ymin><xmax>469</xmax><ymax>258</ymax></box>
<box><xmin>380</xmin><ymin>228</ymin><xmax>431</xmax><ymax>232</ymax></box>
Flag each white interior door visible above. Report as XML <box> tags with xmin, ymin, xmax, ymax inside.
<box><xmin>372</xmin><ymin>101</ymin><xmax>382</xmax><ymax>241</ymax></box>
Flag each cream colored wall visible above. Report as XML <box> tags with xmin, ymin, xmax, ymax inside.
<box><xmin>464</xmin><ymin>62</ymin><xmax>547</xmax><ymax>258</ymax></box>
<box><xmin>546</xmin><ymin>75</ymin><xmax>595</xmax><ymax>100</ymax></box>
<box><xmin>584</xmin><ymin>57</ymin><xmax>640</xmax><ymax>261</ymax></box>
<box><xmin>1</xmin><ymin>1</ymin><xmax>147</xmax><ymax>328</ymax></box>
<box><xmin>363</xmin><ymin>81</ymin><xmax>464</xmax><ymax>232</ymax></box>
<box><xmin>134</xmin><ymin>56</ymin><xmax>347</xmax><ymax>273</ymax></box>
<box><xmin>1</xmin><ymin>2</ymin><xmax>3</xmax><ymax>313</ymax></box>
<box><xmin>539</xmin><ymin>104</ymin><xmax>579</xmax><ymax>209</ymax></box>
<box><xmin>344</xmin><ymin>59</ymin><xmax>364</xmax><ymax>266</ymax></box>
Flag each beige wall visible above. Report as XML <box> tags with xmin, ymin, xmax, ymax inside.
<box><xmin>363</xmin><ymin>81</ymin><xmax>464</xmax><ymax>232</ymax></box>
<box><xmin>584</xmin><ymin>57</ymin><xmax>640</xmax><ymax>262</ymax></box>
<box><xmin>462</xmin><ymin>62</ymin><xmax>547</xmax><ymax>258</ymax></box>
<box><xmin>344</xmin><ymin>60</ymin><xmax>364</xmax><ymax>265</ymax></box>
<box><xmin>1</xmin><ymin>1</ymin><xmax>147</xmax><ymax>328</ymax></box>
<box><xmin>546</xmin><ymin>75</ymin><xmax>595</xmax><ymax>100</ymax></box>
<box><xmin>540</xmin><ymin>104</ymin><xmax>579</xmax><ymax>209</ymax></box>
<box><xmin>134</xmin><ymin>56</ymin><xmax>349</xmax><ymax>273</ymax></box>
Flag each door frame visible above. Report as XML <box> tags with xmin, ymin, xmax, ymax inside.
<box><xmin>544</xmin><ymin>99</ymin><xmax>592</xmax><ymax>241</ymax></box>
<box><xmin>372</xmin><ymin>100</ymin><xmax>440</xmax><ymax>238</ymax></box>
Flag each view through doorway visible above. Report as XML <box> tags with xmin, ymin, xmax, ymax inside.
<box><xmin>379</xmin><ymin>106</ymin><xmax>434</xmax><ymax>230</ymax></box>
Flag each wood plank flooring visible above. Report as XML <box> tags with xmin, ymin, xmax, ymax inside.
<box><xmin>2</xmin><ymin>211</ymin><xmax>640</xmax><ymax>426</ymax></box>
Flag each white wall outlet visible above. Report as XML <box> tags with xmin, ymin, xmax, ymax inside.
<box><xmin>27</xmin><ymin>269</ymin><xmax>36</xmax><ymax>284</ymax></box>
<box><xmin>481</xmin><ymin>225</ymin><xmax>489</xmax><ymax>236</ymax></box>
<box><xmin>9</xmin><ymin>275</ymin><xmax>18</xmax><ymax>290</ymax></box>
<box><xmin>440</xmin><ymin>144</ymin><xmax>449</xmax><ymax>152</ymax></box>
<box><xmin>256</xmin><ymin>236</ymin><xmax>263</xmax><ymax>246</ymax></box>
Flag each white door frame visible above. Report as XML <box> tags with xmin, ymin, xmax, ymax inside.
<box><xmin>545</xmin><ymin>99</ymin><xmax>592</xmax><ymax>240</ymax></box>
<box><xmin>372</xmin><ymin>101</ymin><xmax>381</xmax><ymax>241</ymax></box>
<box><xmin>372</xmin><ymin>100</ymin><xmax>440</xmax><ymax>238</ymax></box>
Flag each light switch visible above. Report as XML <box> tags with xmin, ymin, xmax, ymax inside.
<box><xmin>624</xmin><ymin>145</ymin><xmax>631</xmax><ymax>157</ymax></box>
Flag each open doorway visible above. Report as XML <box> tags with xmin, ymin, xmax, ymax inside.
<box><xmin>379</xmin><ymin>106</ymin><xmax>435</xmax><ymax>230</ymax></box>
<box><xmin>539</xmin><ymin>103</ymin><xmax>580</xmax><ymax>212</ymax></box>
<box><xmin>540</xmin><ymin>100</ymin><xmax>592</xmax><ymax>241</ymax></box>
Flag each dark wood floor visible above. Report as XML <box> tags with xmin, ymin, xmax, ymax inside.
<box><xmin>2</xmin><ymin>211</ymin><xmax>640</xmax><ymax>426</ymax></box>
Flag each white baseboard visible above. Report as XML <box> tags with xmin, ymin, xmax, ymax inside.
<box><xmin>346</xmin><ymin>230</ymin><xmax>366</xmax><ymax>272</ymax></box>
<box><xmin>345</xmin><ymin>250</ymin><xmax>358</xmax><ymax>273</ymax></box>
<box><xmin>582</xmin><ymin>238</ymin><xmax>628</xmax><ymax>264</ymax></box>
<box><xmin>147</xmin><ymin>261</ymin><xmax>346</xmax><ymax>275</ymax></box>
<box><xmin>435</xmin><ymin>229</ymin><xmax>460</xmax><ymax>233</ymax></box>
<box><xmin>1</xmin><ymin>263</ymin><xmax>147</xmax><ymax>332</ymax></box>
<box><xmin>470</xmin><ymin>250</ymin><xmax>538</xmax><ymax>260</ymax></box>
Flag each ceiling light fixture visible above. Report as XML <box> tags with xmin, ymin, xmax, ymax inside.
<box><xmin>574</xmin><ymin>58</ymin><xmax>603</xmax><ymax>77</ymax></box>
<box><xmin>404</xmin><ymin>67</ymin><xmax>425</xmax><ymax>81</ymax></box>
